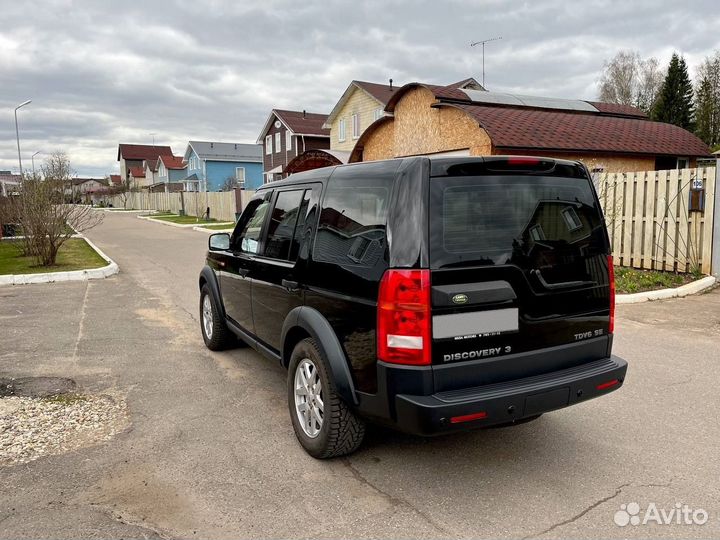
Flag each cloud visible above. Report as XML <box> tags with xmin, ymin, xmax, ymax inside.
<box><xmin>1</xmin><ymin>0</ymin><xmax>719</xmax><ymax>176</ymax></box>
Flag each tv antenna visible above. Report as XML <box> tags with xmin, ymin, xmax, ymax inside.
<box><xmin>470</xmin><ymin>36</ymin><xmax>503</xmax><ymax>87</ymax></box>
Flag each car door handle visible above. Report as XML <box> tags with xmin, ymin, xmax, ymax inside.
<box><xmin>282</xmin><ymin>279</ymin><xmax>300</xmax><ymax>292</ymax></box>
<box><xmin>238</xmin><ymin>268</ymin><xmax>249</xmax><ymax>278</ymax></box>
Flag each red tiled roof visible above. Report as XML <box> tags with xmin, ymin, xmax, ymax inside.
<box><xmin>109</xmin><ymin>174</ymin><xmax>121</xmax><ymax>185</ymax></box>
<box><xmin>452</xmin><ymin>103</ymin><xmax>711</xmax><ymax>156</ymax></box>
<box><xmin>159</xmin><ymin>155</ymin><xmax>185</xmax><ymax>170</ymax></box>
<box><xmin>354</xmin><ymin>81</ymin><xmax>398</xmax><ymax>106</ymax></box>
<box><xmin>117</xmin><ymin>144</ymin><xmax>173</xmax><ymax>161</ymax></box>
<box><xmin>128</xmin><ymin>166</ymin><xmax>145</xmax><ymax>178</ymax></box>
<box><xmin>274</xmin><ymin>110</ymin><xmax>330</xmax><ymax>136</ymax></box>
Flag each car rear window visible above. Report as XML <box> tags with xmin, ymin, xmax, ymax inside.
<box><xmin>429</xmin><ymin>175</ymin><xmax>608</xmax><ymax>269</ymax></box>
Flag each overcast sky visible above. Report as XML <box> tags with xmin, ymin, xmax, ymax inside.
<box><xmin>1</xmin><ymin>0</ymin><xmax>719</xmax><ymax>176</ymax></box>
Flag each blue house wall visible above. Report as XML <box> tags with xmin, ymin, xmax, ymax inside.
<box><xmin>205</xmin><ymin>161</ymin><xmax>263</xmax><ymax>191</ymax></box>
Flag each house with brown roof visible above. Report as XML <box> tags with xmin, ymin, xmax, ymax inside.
<box><xmin>128</xmin><ymin>166</ymin><xmax>146</xmax><ymax>188</ymax></box>
<box><xmin>349</xmin><ymin>82</ymin><xmax>711</xmax><ymax>172</ymax></box>
<box><xmin>282</xmin><ymin>78</ymin><xmax>486</xmax><ymax>177</ymax></box>
<box><xmin>323</xmin><ymin>78</ymin><xmax>484</xmax><ymax>152</ymax></box>
<box><xmin>148</xmin><ymin>154</ymin><xmax>187</xmax><ymax>193</ymax></box>
<box><xmin>117</xmin><ymin>143</ymin><xmax>174</xmax><ymax>184</ymax></box>
<box><xmin>256</xmin><ymin>109</ymin><xmax>330</xmax><ymax>182</ymax></box>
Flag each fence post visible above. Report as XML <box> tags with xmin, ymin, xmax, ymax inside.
<box><xmin>712</xmin><ymin>161</ymin><xmax>720</xmax><ymax>276</ymax></box>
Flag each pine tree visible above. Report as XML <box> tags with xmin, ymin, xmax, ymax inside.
<box><xmin>695</xmin><ymin>75</ymin><xmax>715</xmax><ymax>144</ymax></box>
<box><xmin>694</xmin><ymin>52</ymin><xmax>720</xmax><ymax>146</ymax></box>
<box><xmin>651</xmin><ymin>53</ymin><xmax>695</xmax><ymax>130</ymax></box>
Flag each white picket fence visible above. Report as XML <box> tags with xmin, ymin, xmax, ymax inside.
<box><xmin>598</xmin><ymin>167</ymin><xmax>716</xmax><ymax>274</ymax></box>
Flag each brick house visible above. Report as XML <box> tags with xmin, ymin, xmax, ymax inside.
<box><xmin>256</xmin><ymin>109</ymin><xmax>330</xmax><ymax>182</ymax></box>
<box><xmin>349</xmin><ymin>82</ymin><xmax>712</xmax><ymax>172</ymax></box>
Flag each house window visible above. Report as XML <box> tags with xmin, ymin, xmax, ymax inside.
<box><xmin>275</xmin><ymin>132</ymin><xmax>281</xmax><ymax>153</ymax></box>
<box><xmin>286</xmin><ymin>131</ymin><xmax>292</xmax><ymax>152</ymax></box>
<box><xmin>352</xmin><ymin>113</ymin><xmax>360</xmax><ymax>139</ymax></box>
<box><xmin>235</xmin><ymin>167</ymin><xmax>245</xmax><ymax>188</ymax></box>
<box><xmin>265</xmin><ymin>135</ymin><xmax>272</xmax><ymax>155</ymax></box>
<box><xmin>373</xmin><ymin>108</ymin><xmax>384</xmax><ymax>121</ymax></box>
<box><xmin>677</xmin><ymin>157</ymin><xmax>690</xmax><ymax>169</ymax></box>
<box><xmin>338</xmin><ymin>118</ymin><xmax>346</xmax><ymax>142</ymax></box>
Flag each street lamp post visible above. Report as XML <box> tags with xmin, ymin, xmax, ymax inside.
<box><xmin>31</xmin><ymin>151</ymin><xmax>41</xmax><ymax>176</ymax></box>
<box><xmin>14</xmin><ymin>100</ymin><xmax>32</xmax><ymax>177</ymax></box>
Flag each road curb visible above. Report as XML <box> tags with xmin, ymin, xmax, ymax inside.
<box><xmin>94</xmin><ymin>208</ymin><xmax>149</xmax><ymax>213</ymax></box>
<box><xmin>617</xmin><ymin>276</ymin><xmax>717</xmax><ymax>304</ymax></box>
<box><xmin>0</xmin><ymin>235</ymin><xmax>119</xmax><ymax>287</ymax></box>
<box><xmin>137</xmin><ymin>215</ymin><xmax>233</xmax><ymax>229</ymax></box>
<box><xmin>192</xmin><ymin>226</ymin><xmax>234</xmax><ymax>233</ymax></box>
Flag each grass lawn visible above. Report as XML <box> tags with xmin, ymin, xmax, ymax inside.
<box><xmin>0</xmin><ymin>238</ymin><xmax>107</xmax><ymax>275</ymax></box>
<box><xmin>615</xmin><ymin>266</ymin><xmax>695</xmax><ymax>294</ymax></box>
<box><xmin>149</xmin><ymin>213</ymin><xmax>224</xmax><ymax>225</ymax></box>
<box><xmin>200</xmin><ymin>223</ymin><xmax>236</xmax><ymax>231</ymax></box>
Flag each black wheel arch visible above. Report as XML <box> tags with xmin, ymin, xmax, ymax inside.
<box><xmin>199</xmin><ymin>266</ymin><xmax>225</xmax><ymax>319</ymax></box>
<box><xmin>281</xmin><ymin>306</ymin><xmax>358</xmax><ymax>406</ymax></box>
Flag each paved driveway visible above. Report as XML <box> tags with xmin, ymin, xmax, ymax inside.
<box><xmin>1</xmin><ymin>211</ymin><xmax>718</xmax><ymax>539</ymax></box>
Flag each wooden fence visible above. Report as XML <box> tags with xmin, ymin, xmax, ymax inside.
<box><xmin>598</xmin><ymin>167</ymin><xmax>716</xmax><ymax>274</ymax></box>
<box><xmin>106</xmin><ymin>190</ymin><xmax>255</xmax><ymax>223</ymax></box>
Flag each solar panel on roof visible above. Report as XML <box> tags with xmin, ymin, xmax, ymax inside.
<box><xmin>462</xmin><ymin>89</ymin><xmax>599</xmax><ymax>113</ymax></box>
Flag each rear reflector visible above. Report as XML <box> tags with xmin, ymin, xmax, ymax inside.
<box><xmin>377</xmin><ymin>269</ymin><xmax>432</xmax><ymax>365</ymax></box>
<box><xmin>596</xmin><ymin>379</ymin><xmax>620</xmax><ymax>391</ymax></box>
<box><xmin>450</xmin><ymin>411</ymin><xmax>488</xmax><ymax>424</ymax></box>
<box><xmin>608</xmin><ymin>255</ymin><xmax>615</xmax><ymax>334</ymax></box>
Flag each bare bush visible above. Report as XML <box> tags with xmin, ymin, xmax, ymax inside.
<box><xmin>10</xmin><ymin>152</ymin><xmax>103</xmax><ymax>266</ymax></box>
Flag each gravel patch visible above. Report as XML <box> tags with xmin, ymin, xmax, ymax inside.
<box><xmin>0</xmin><ymin>393</ymin><xmax>129</xmax><ymax>467</ymax></box>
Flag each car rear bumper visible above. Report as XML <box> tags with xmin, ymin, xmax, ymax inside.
<box><xmin>391</xmin><ymin>356</ymin><xmax>627</xmax><ymax>435</ymax></box>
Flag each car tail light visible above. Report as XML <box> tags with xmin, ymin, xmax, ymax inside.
<box><xmin>377</xmin><ymin>269</ymin><xmax>431</xmax><ymax>365</ymax></box>
<box><xmin>608</xmin><ymin>255</ymin><xmax>615</xmax><ymax>334</ymax></box>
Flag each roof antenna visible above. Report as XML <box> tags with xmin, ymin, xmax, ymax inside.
<box><xmin>389</xmin><ymin>78</ymin><xmax>393</xmax><ymax>91</ymax></box>
<box><xmin>470</xmin><ymin>36</ymin><xmax>503</xmax><ymax>88</ymax></box>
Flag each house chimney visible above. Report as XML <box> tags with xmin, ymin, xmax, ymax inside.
<box><xmin>303</xmin><ymin>110</ymin><xmax>306</xmax><ymax>118</ymax></box>
<box><xmin>389</xmin><ymin>78</ymin><xmax>393</xmax><ymax>90</ymax></box>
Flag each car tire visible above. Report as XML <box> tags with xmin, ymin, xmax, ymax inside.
<box><xmin>200</xmin><ymin>284</ymin><xmax>235</xmax><ymax>351</ymax></box>
<box><xmin>288</xmin><ymin>338</ymin><xmax>365</xmax><ymax>458</ymax></box>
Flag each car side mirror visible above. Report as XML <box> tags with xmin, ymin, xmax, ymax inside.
<box><xmin>208</xmin><ymin>233</ymin><xmax>230</xmax><ymax>251</ymax></box>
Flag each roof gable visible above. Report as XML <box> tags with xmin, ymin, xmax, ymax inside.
<box><xmin>324</xmin><ymin>80</ymin><xmax>401</xmax><ymax>127</ymax></box>
<box><xmin>256</xmin><ymin>109</ymin><xmax>330</xmax><ymax>142</ymax></box>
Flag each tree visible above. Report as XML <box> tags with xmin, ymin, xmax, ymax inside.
<box><xmin>694</xmin><ymin>51</ymin><xmax>720</xmax><ymax>146</ymax></box>
<box><xmin>220</xmin><ymin>176</ymin><xmax>237</xmax><ymax>192</ymax></box>
<box><xmin>598</xmin><ymin>50</ymin><xmax>663</xmax><ymax>113</ymax></box>
<box><xmin>651</xmin><ymin>53</ymin><xmax>695</xmax><ymax>130</ymax></box>
<box><xmin>11</xmin><ymin>151</ymin><xmax>103</xmax><ymax>266</ymax></box>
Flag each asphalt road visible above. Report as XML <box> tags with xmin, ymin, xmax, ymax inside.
<box><xmin>1</xmin><ymin>211</ymin><xmax>719</xmax><ymax>539</ymax></box>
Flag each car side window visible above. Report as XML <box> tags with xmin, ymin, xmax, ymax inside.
<box><xmin>288</xmin><ymin>189</ymin><xmax>314</xmax><ymax>261</ymax></box>
<box><xmin>313</xmin><ymin>177</ymin><xmax>391</xmax><ymax>267</ymax></box>
<box><xmin>231</xmin><ymin>193</ymin><xmax>272</xmax><ymax>254</ymax></box>
<box><xmin>262</xmin><ymin>189</ymin><xmax>305</xmax><ymax>260</ymax></box>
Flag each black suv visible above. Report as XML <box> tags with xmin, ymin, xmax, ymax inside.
<box><xmin>199</xmin><ymin>156</ymin><xmax>627</xmax><ymax>458</ymax></box>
